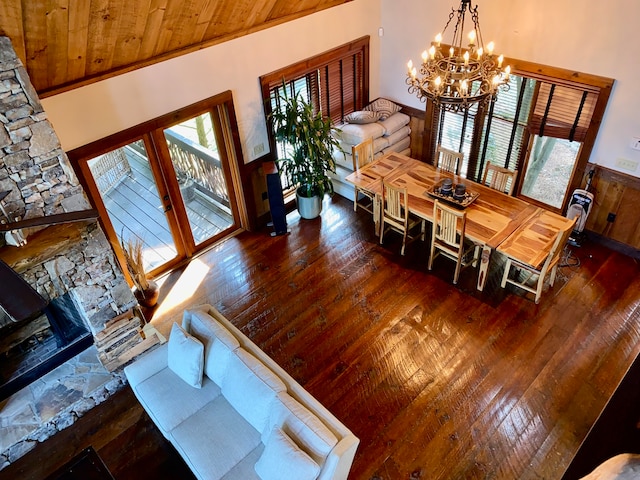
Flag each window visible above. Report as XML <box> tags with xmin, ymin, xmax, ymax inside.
<box><xmin>260</xmin><ymin>37</ymin><xmax>369</xmax><ymax>191</ymax></box>
<box><xmin>430</xmin><ymin>63</ymin><xmax>613</xmax><ymax>212</ymax></box>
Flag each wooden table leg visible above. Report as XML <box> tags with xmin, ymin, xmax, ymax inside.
<box><xmin>373</xmin><ymin>194</ymin><xmax>381</xmax><ymax>236</ymax></box>
<box><xmin>476</xmin><ymin>245</ymin><xmax>492</xmax><ymax>291</ymax></box>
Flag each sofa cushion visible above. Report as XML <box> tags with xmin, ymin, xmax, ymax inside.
<box><xmin>385</xmin><ymin>125</ymin><xmax>411</xmax><ymax>147</ymax></box>
<box><xmin>379</xmin><ymin>112</ymin><xmax>410</xmax><ymax>136</ymax></box>
<box><xmin>343</xmin><ymin>110</ymin><xmax>381</xmax><ymax>124</ymax></box>
<box><xmin>183</xmin><ymin>309</ymin><xmax>240</xmax><ymax>384</ymax></box>
<box><xmin>133</xmin><ymin>367</ymin><xmax>221</xmax><ymax>434</ymax></box>
<box><xmin>220</xmin><ymin>446</ymin><xmax>263</xmax><ymax>480</ymax></box>
<box><xmin>266</xmin><ymin>392</ymin><xmax>338</xmax><ymax>465</ymax></box>
<box><xmin>336</xmin><ymin>122</ymin><xmax>386</xmax><ymax>145</ymax></box>
<box><xmin>172</xmin><ymin>395</ymin><xmax>262</xmax><ymax>480</ymax></box>
<box><xmin>168</xmin><ymin>322</ymin><xmax>205</xmax><ymax>388</ymax></box>
<box><xmin>222</xmin><ymin>349</ymin><xmax>286</xmax><ymax>433</ymax></box>
<box><xmin>255</xmin><ymin>427</ymin><xmax>320</xmax><ymax>480</ymax></box>
<box><xmin>382</xmin><ymin>136</ymin><xmax>411</xmax><ymax>155</ymax></box>
<box><xmin>363</xmin><ymin>98</ymin><xmax>402</xmax><ymax>120</ymax></box>
<box><xmin>124</xmin><ymin>342</ymin><xmax>168</xmax><ymax>388</ymax></box>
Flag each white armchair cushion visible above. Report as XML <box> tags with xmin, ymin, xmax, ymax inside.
<box><xmin>168</xmin><ymin>322</ymin><xmax>205</xmax><ymax>388</ymax></box>
<box><xmin>255</xmin><ymin>427</ymin><xmax>320</xmax><ymax>480</ymax></box>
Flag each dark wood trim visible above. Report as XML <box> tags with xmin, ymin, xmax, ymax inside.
<box><xmin>260</xmin><ymin>36</ymin><xmax>370</xmax><ymax>91</ymax></box>
<box><xmin>399</xmin><ymin>103</ymin><xmax>425</xmax><ymax>119</ymax></box>
<box><xmin>587</xmin><ymin>161</ymin><xmax>640</xmax><ymax>191</ymax></box>
<box><xmin>0</xmin><ymin>209</ymin><xmax>98</xmax><ymax>231</ymax></box>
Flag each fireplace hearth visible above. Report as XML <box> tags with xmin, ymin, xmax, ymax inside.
<box><xmin>0</xmin><ymin>290</ymin><xmax>94</xmax><ymax>401</ymax></box>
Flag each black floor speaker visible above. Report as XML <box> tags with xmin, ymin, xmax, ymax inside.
<box><xmin>264</xmin><ymin>161</ymin><xmax>288</xmax><ymax>236</ymax></box>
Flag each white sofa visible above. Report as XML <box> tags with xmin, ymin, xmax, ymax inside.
<box><xmin>124</xmin><ymin>305</ymin><xmax>359</xmax><ymax>480</ymax></box>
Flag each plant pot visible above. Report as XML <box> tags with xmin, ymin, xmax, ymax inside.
<box><xmin>134</xmin><ymin>279</ymin><xmax>160</xmax><ymax>308</ymax></box>
<box><xmin>179</xmin><ymin>179</ymin><xmax>196</xmax><ymax>203</ymax></box>
<box><xmin>296</xmin><ymin>190</ymin><xmax>323</xmax><ymax>219</ymax></box>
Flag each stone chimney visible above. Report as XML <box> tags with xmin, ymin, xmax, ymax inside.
<box><xmin>0</xmin><ymin>36</ymin><xmax>136</xmax><ymax>344</ymax></box>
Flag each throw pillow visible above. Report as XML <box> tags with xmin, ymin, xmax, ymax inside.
<box><xmin>363</xmin><ymin>98</ymin><xmax>402</xmax><ymax>120</ymax></box>
<box><xmin>343</xmin><ymin>110</ymin><xmax>381</xmax><ymax>124</ymax></box>
<box><xmin>255</xmin><ymin>427</ymin><xmax>320</xmax><ymax>480</ymax></box>
<box><xmin>168</xmin><ymin>322</ymin><xmax>205</xmax><ymax>388</ymax></box>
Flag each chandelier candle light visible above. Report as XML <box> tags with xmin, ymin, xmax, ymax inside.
<box><xmin>407</xmin><ymin>0</ymin><xmax>510</xmax><ymax>111</ymax></box>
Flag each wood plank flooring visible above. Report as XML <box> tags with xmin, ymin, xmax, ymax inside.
<box><xmin>2</xmin><ymin>195</ymin><xmax>639</xmax><ymax>480</ymax></box>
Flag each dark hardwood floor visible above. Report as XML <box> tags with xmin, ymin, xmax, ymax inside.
<box><xmin>2</xmin><ymin>195</ymin><xmax>639</xmax><ymax>480</ymax></box>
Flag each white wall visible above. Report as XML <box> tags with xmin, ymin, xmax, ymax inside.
<box><xmin>42</xmin><ymin>0</ymin><xmax>382</xmax><ymax>163</ymax></box>
<box><xmin>379</xmin><ymin>0</ymin><xmax>640</xmax><ymax>178</ymax></box>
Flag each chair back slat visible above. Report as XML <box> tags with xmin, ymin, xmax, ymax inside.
<box><xmin>482</xmin><ymin>161</ymin><xmax>518</xmax><ymax>195</ymax></box>
<box><xmin>352</xmin><ymin>138</ymin><xmax>374</xmax><ymax>171</ymax></box>
<box><xmin>434</xmin><ymin>201</ymin><xmax>465</xmax><ymax>247</ymax></box>
<box><xmin>382</xmin><ymin>181</ymin><xmax>407</xmax><ymax>224</ymax></box>
<box><xmin>546</xmin><ymin>217</ymin><xmax>577</xmax><ymax>268</ymax></box>
<box><xmin>435</xmin><ymin>145</ymin><xmax>463</xmax><ymax>175</ymax></box>
<box><xmin>352</xmin><ymin>138</ymin><xmax>376</xmax><ymax>215</ymax></box>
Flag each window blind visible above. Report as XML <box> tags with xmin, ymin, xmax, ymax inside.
<box><xmin>529</xmin><ymin>82</ymin><xmax>597</xmax><ymax>142</ymax></box>
<box><xmin>261</xmin><ymin>37</ymin><xmax>368</xmax><ymax>122</ymax></box>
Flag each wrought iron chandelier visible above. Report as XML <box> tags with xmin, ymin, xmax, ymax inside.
<box><xmin>406</xmin><ymin>0</ymin><xmax>510</xmax><ymax>112</ymax></box>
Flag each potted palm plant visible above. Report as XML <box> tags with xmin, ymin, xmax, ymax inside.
<box><xmin>270</xmin><ymin>84</ymin><xmax>342</xmax><ymax>219</ymax></box>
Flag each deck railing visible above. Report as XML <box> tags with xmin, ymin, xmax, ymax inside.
<box><xmin>89</xmin><ymin>149</ymin><xmax>132</xmax><ymax>193</ymax></box>
<box><xmin>164</xmin><ymin>130</ymin><xmax>230</xmax><ymax>208</ymax></box>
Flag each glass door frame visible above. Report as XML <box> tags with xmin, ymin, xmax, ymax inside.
<box><xmin>68</xmin><ymin>92</ymin><xmax>247</xmax><ymax>281</ymax></box>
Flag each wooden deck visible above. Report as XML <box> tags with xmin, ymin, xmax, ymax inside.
<box><xmin>101</xmin><ymin>148</ymin><xmax>233</xmax><ymax>269</ymax></box>
<box><xmin>3</xmin><ymin>196</ymin><xmax>639</xmax><ymax>480</ymax></box>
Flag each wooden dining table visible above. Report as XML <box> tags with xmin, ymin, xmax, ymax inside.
<box><xmin>496</xmin><ymin>208</ymin><xmax>576</xmax><ymax>268</ymax></box>
<box><xmin>345</xmin><ymin>152</ymin><xmax>552</xmax><ymax>291</ymax></box>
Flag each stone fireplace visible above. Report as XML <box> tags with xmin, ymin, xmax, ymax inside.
<box><xmin>0</xmin><ymin>37</ymin><xmax>141</xmax><ymax>394</ymax></box>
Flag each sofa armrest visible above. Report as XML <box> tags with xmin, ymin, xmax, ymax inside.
<box><xmin>318</xmin><ymin>435</ymin><xmax>360</xmax><ymax>480</ymax></box>
<box><xmin>124</xmin><ymin>343</ymin><xmax>168</xmax><ymax>388</ymax></box>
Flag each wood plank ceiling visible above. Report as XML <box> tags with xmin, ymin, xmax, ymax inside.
<box><xmin>0</xmin><ymin>0</ymin><xmax>353</xmax><ymax>97</ymax></box>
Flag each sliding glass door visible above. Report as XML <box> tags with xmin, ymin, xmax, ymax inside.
<box><xmin>71</xmin><ymin>93</ymin><xmax>244</xmax><ymax>278</ymax></box>
<box><xmin>162</xmin><ymin>113</ymin><xmax>234</xmax><ymax>247</ymax></box>
<box><xmin>87</xmin><ymin>140</ymin><xmax>179</xmax><ymax>273</ymax></box>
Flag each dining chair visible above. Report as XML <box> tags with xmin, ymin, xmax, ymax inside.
<box><xmin>482</xmin><ymin>161</ymin><xmax>518</xmax><ymax>195</ymax></box>
<box><xmin>435</xmin><ymin>145</ymin><xmax>463</xmax><ymax>175</ymax></box>
<box><xmin>352</xmin><ymin>137</ymin><xmax>375</xmax><ymax>214</ymax></box>
<box><xmin>500</xmin><ymin>217</ymin><xmax>576</xmax><ymax>303</ymax></box>
<box><xmin>379</xmin><ymin>181</ymin><xmax>425</xmax><ymax>255</ymax></box>
<box><xmin>428</xmin><ymin>200</ymin><xmax>480</xmax><ymax>284</ymax></box>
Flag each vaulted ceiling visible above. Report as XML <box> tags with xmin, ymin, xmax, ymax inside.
<box><xmin>0</xmin><ymin>0</ymin><xmax>352</xmax><ymax>97</ymax></box>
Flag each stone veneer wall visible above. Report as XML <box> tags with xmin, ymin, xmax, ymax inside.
<box><xmin>0</xmin><ymin>35</ymin><xmax>135</xmax><ymax>333</ymax></box>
